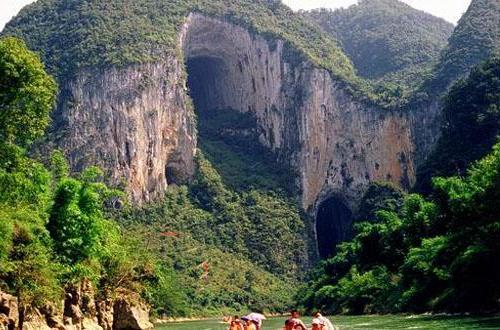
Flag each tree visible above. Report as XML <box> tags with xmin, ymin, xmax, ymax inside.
<box><xmin>0</xmin><ymin>37</ymin><xmax>57</xmax><ymax>146</ymax></box>
<box><xmin>0</xmin><ymin>207</ymin><xmax>60</xmax><ymax>328</ymax></box>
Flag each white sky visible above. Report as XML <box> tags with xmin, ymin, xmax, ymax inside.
<box><xmin>282</xmin><ymin>0</ymin><xmax>471</xmax><ymax>24</ymax></box>
<box><xmin>1</xmin><ymin>0</ymin><xmax>472</xmax><ymax>31</ymax></box>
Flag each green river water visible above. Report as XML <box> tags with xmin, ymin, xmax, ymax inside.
<box><xmin>156</xmin><ymin>315</ymin><xmax>500</xmax><ymax>329</ymax></box>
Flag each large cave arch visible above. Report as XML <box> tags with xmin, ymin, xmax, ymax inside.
<box><xmin>316</xmin><ymin>196</ymin><xmax>353</xmax><ymax>259</ymax></box>
<box><xmin>181</xmin><ymin>13</ymin><xmax>300</xmax><ymax>193</ymax></box>
<box><xmin>181</xmin><ymin>13</ymin><xmax>288</xmax><ymax>147</ymax></box>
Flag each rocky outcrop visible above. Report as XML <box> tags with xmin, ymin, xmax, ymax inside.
<box><xmin>96</xmin><ymin>300</ymin><xmax>113</xmax><ymax>330</ymax></box>
<box><xmin>47</xmin><ymin>12</ymin><xmax>414</xmax><ymax>214</ymax></box>
<box><xmin>51</xmin><ymin>58</ymin><xmax>197</xmax><ymax>203</ymax></box>
<box><xmin>0</xmin><ymin>282</ymin><xmax>152</xmax><ymax>330</ymax></box>
<box><xmin>23</xmin><ymin>307</ymin><xmax>52</xmax><ymax>330</ymax></box>
<box><xmin>112</xmin><ymin>297</ymin><xmax>153</xmax><ymax>330</ymax></box>
<box><xmin>0</xmin><ymin>292</ymin><xmax>17</xmax><ymax>330</ymax></box>
<box><xmin>38</xmin><ymin>12</ymin><xmax>417</xmax><ymax>252</ymax></box>
<box><xmin>63</xmin><ymin>280</ymin><xmax>102</xmax><ymax>329</ymax></box>
<box><xmin>63</xmin><ymin>283</ymin><xmax>152</xmax><ymax>330</ymax></box>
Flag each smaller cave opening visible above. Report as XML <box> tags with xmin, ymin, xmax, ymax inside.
<box><xmin>165</xmin><ymin>165</ymin><xmax>180</xmax><ymax>185</ymax></box>
<box><xmin>316</xmin><ymin>197</ymin><xmax>353</xmax><ymax>259</ymax></box>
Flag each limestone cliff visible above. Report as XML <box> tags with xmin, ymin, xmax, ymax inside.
<box><xmin>23</xmin><ymin>13</ymin><xmax>416</xmax><ymax>250</ymax></box>
<box><xmin>51</xmin><ymin>58</ymin><xmax>196</xmax><ymax>202</ymax></box>
<box><xmin>181</xmin><ymin>14</ymin><xmax>415</xmax><ymax>212</ymax></box>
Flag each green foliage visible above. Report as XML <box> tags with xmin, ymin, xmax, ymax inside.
<box><xmin>48</xmin><ymin>178</ymin><xmax>102</xmax><ymax>265</ymax></box>
<box><xmin>417</xmin><ymin>57</ymin><xmax>500</xmax><ymax>192</ymax></box>
<box><xmin>119</xmin><ymin>147</ymin><xmax>308</xmax><ymax>314</ymax></box>
<box><xmin>423</xmin><ymin>0</ymin><xmax>500</xmax><ymax>96</ymax></box>
<box><xmin>301</xmin><ymin>138</ymin><xmax>500</xmax><ymax>314</ymax></box>
<box><xmin>3</xmin><ymin>0</ymin><xmax>356</xmax><ymax>86</ymax></box>
<box><xmin>198</xmin><ymin>107</ymin><xmax>297</xmax><ymax>195</ymax></box>
<box><xmin>0</xmin><ymin>36</ymin><xmax>178</xmax><ymax>319</ymax></box>
<box><xmin>3</xmin><ymin>0</ymin><xmax>419</xmax><ymax>107</ymax></box>
<box><xmin>357</xmin><ymin>182</ymin><xmax>404</xmax><ymax>222</ymax></box>
<box><xmin>144</xmin><ymin>267</ymin><xmax>189</xmax><ymax>317</ymax></box>
<box><xmin>120</xmin><ymin>212</ymin><xmax>296</xmax><ymax>316</ymax></box>
<box><xmin>304</xmin><ymin>0</ymin><xmax>453</xmax><ymax>99</ymax></box>
<box><xmin>0</xmin><ymin>37</ymin><xmax>57</xmax><ymax>146</ymax></box>
<box><xmin>0</xmin><ymin>207</ymin><xmax>61</xmax><ymax>308</ymax></box>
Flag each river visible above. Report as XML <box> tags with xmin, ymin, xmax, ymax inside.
<box><xmin>156</xmin><ymin>314</ymin><xmax>500</xmax><ymax>329</ymax></box>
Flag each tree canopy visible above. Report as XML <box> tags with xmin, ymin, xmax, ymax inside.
<box><xmin>0</xmin><ymin>37</ymin><xmax>57</xmax><ymax>146</ymax></box>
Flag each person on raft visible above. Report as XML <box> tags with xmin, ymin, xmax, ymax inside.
<box><xmin>228</xmin><ymin>315</ymin><xmax>244</xmax><ymax>330</ymax></box>
<box><xmin>283</xmin><ymin>310</ymin><xmax>307</xmax><ymax>330</ymax></box>
<box><xmin>313</xmin><ymin>312</ymin><xmax>334</xmax><ymax>330</ymax></box>
<box><xmin>243</xmin><ymin>319</ymin><xmax>259</xmax><ymax>330</ymax></box>
<box><xmin>311</xmin><ymin>318</ymin><xmax>326</xmax><ymax>329</ymax></box>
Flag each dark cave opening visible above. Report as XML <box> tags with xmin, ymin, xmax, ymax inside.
<box><xmin>185</xmin><ymin>55</ymin><xmax>297</xmax><ymax>194</ymax></box>
<box><xmin>186</xmin><ymin>56</ymin><xmax>228</xmax><ymax>115</ymax></box>
<box><xmin>316</xmin><ymin>197</ymin><xmax>353</xmax><ymax>259</ymax></box>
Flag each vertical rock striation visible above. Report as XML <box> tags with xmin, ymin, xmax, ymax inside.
<box><xmin>181</xmin><ymin>14</ymin><xmax>415</xmax><ymax>214</ymax></box>
<box><xmin>46</xmin><ymin>13</ymin><xmax>416</xmax><ymax>244</ymax></box>
<box><xmin>52</xmin><ymin>58</ymin><xmax>196</xmax><ymax>203</ymax></box>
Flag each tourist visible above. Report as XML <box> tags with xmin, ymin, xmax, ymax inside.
<box><xmin>229</xmin><ymin>315</ymin><xmax>244</xmax><ymax>330</ymax></box>
<box><xmin>311</xmin><ymin>318</ymin><xmax>325</xmax><ymax>330</ymax></box>
<box><xmin>313</xmin><ymin>312</ymin><xmax>334</xmax><ymax>330</ymax></box>
<box><xmin>244</xmin><ymin>319</ymin><xmax>258</xmax><ymax>330</ymax></box>
<box><xmin>283</xmin><ymin>310</ymin><xmax>307</xmax><ymax>330</ymax></box>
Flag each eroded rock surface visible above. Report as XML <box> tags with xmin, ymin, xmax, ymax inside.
<box><xmin>52</xmin><ymin>58</ymin><xmax>196</xmax><ymax>203</ymax></box>
<box><xmin>0</xmin><ymin>291</ymin><xmax>17</xmax><ymax>330</ymax></box>
<box><xmin>43</xmin><ymin>13</ymin><xmax>423</xmax><ymax>257</ymax></box>
<box><xmin>113</xmin><ymin>297</ymin><xmax>153</xmax><ymax>330</ymax></box>
<box><xmin>181</xmin><ymin>13</ymin><xmax>415</xmax><ymax>214</ymax></box>
<box><xmin>49</xmin><ymin>13</ymin><xmax>415</xmax><ymax>213</ymax></box>
<box><xmin>0</xmin><ymin>283</ymin><xmax>153</xmax><ymax>330</ymax></box>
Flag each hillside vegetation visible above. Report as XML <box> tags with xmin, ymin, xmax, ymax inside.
<box><xmin>0</xmin><ymin>36</ymin><xmax>303</xmax><ymax>319</ymax></box>
<box><xmin>304</xmin><ymin>0</ymin><xmax>453</xmax><ymax>95</ymax></box>
<box><xmin>301</xmin><ymin>132</ymin><xmax>500</xmax><ymax>315</ymax></box>
<box><xmin>4</xmin><ymin>0</ymin><xmax>449</xmax><ymax>108</ymax></box>
<box><xmin>422</xmin><ymin>0</ymin><xmax>500</xmax><ymax>97</ymax></box>
<box><xmin>3</xmin><ymin>0</ymin><xmax>357</xmax><ymax>89</ymax></box>
<box><xmin>417</xmin><ymin>57</ymin><xmax>500</xmax><ymax>192</ymax></box>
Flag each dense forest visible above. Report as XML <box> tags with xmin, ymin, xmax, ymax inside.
<box><xmin>1</xmin><ymin>0</ymin><xmax>500</xmax><ymax>324</ymax></box>
<box><xmin>304</xmin><ymin>0</ymin><xmax>454</xmax><ymax>96</ymax></box>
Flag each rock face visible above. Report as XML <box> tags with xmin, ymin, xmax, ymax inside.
<box><xmin>181</xmin><ymin>14</ymin><xmax>415</xmax><ymax>214</ymax></box>
<box><xmin>0</xmin><ymin>292</ymin><xmax>18</xmax><ymax>330</ymax></box>
<box><xmin>0</xmin><ymin>284</ymin><xmax>153</xmax><ymax>330</ymax></box>
<box><xmin>112</xmin><ymin>298</ymin><xmax>153</xmax><ymax>330</ymax></box>
<box><xmin>64</xmin><ymin>280</ymin><xmax>100</xmax><ymax>329</ymax></box>
<box><xmin>49</xmin><ymin>12</ymin><xmax>414</xmax><ymax>211</ymax></box>
<box><xmin>44</xmin><ymin>12</ymin><xmax>416</xmax><ymax>248</ymax></box>
<box><xmin>52</xmin><ymin>58</ymin><xmax>197</xmax><ymax>203</ymax></box>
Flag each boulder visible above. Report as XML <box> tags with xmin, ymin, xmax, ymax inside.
<box><xmin>113</xmin><ymin>298</ymin><xmax>153</xmax><ymax>330</ymax></box>
<box><xmin>22</xmin><ymin>307</ymin><xmax>51</xmax><ymax>330</ymax></box>
<box><xmin>0</xmin><ymin>291</ymin><xmax>18</xmax><ymax>330</ymax></box>
<box><xmin>96</xmin><ymin>299</ymin><xmax>113</xmax><ymax>330</ymax></box>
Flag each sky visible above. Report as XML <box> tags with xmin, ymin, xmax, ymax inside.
<box><xmin>1</xmin><ymin>0</ymin><xmax>472</xmax><ymax>31</ymax></box>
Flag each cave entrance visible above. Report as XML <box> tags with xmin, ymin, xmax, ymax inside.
<box><xmin>182</xmin><ymin>14</ymin><xmax>296</xmax><ymax>194</ymax></box>
<box><xmin>186</xmin><ymin>56</ymin><xmax>228</xmax><ymax>116</ymax></box>
<box><xmin>316</xmin><ymin>197</ymin><xmax>353</xmax><ymax>259</ymax></box>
